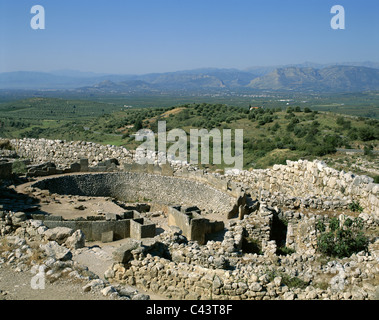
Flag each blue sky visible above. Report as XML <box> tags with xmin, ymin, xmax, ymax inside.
<box><xmin>1</xmin><ymin>0</ymin><xmax>378</xmax><ymax>74</ymax></box>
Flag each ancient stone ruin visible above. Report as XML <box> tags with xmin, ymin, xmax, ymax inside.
<box><xmin>1</xmin><ymin>138</ymin><xmax>378</xmax><ymax>300</ymax></box>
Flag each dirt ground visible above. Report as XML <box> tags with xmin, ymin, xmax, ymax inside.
<box><xmin>5</xmin><ymin>175</ymin><xmax>225</xmax><ymax>300</ymax></box>
<box><xmin>0</xmin><ymin>265</ymin><xmax>112</xmax><ymax>300</ymax></box>
<box><xmin>0</xmin><ymin>238</ymin><xmax>166</xmax><ymax>300</ymax></box>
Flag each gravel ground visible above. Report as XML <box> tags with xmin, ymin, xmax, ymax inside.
<box><xmin>0</xmin><ymin>264</ymin><xmax>113</xmax><ymax>300</ymax></box>
<box><xmin>0</xmin><ymin>239</ymin><xmax>166</xmax><ymax>301</ymax></box>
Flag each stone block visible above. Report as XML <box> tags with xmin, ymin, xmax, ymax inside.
<box><xmin>105</xmin><ymin>212</ymin><xmax>118</xmax><ymax>221</ymax></box>
<box><xmin>40</xmin><ymin>241</ymin><xmax>72</xmax><ymax>261</ymax></box>
<box><xmin>11</xmin><ymin>212</ymin><xmax>27</xmax><ymax>225</ymax></box>
<box><xmin>181</xmin><ymin>206</ymin><xmax>201</xmax><ymax>214</ymax></box>
<box><xmin>70</xmin><ymin>163</ymin><xmax>81</xmax><ymax>173</ymax></box>
<box><xmin>101</xmin><ymin>231</ymin><xmax>114</xmax><ymax>243</ymax></box>
<box><xmin>92</xmin><ymin>221</ymin><xmax>116</xmax><ymax>241</ymax></box>
<box><xmin>112</xmin><ymin>239</ymin><xmax>142</xmax><ymax>264</ymax></box>
<box><xmin>66</xmin><ymin>230</ymin><xmax>86</xmax><ymax>249</ymax></box>
<box><xmin>130</xmin><ymin>219</ymin><xmax>142</xmax><ymax>239</ymax></box>
<box><xmin>140</xmin><ymin>223</ymin><xmax>156</xmax><ymax>238</ymax></box>
<box><xmin>123</xmin><ymin>210</ymin><xmax>134</xmax><ymax>219</ymax></box>
<box><xmin>44</xmin><ymin>226</ymin><xmax>74</xmax><ymax>244</ymax></box>
<box><xmin>44</xmin><ymin>215</ymin><xmax>63</xmax><ymax>221</ymax></box>
<box><xmin>75</xmin><ymin>221</ymin><xmax>92</xmax><ymax>240</ymax></box>
<box><xmin>80</xmin><ymin>159</ymin><xmax>89</xmax><ymax>172</ymax></box>
<box><xmin>114</xmin><ymin>219</ymin><xmax>131</xmax><ymax>239</ymax></box>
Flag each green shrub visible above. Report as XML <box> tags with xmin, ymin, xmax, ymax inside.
<box><xmin>266</xmin><ymin>269</ymin><xmax>308</xmax><ymax>289</ymax></box>
<box><xmin>349</xmin><ymin>201</ymin><xmax>364</xmax><ymax>213</ymax></box>
<box><xmin>358</xmin><ymin>127</ymin><xmax>376</xmax><ymax>141</ymax></box>
<box><xmin>329</xmin><ymin>217</ymin><xmax>340</xmax><ymax>232</ymax></box>
<box><xmin>281</xmin><ymin>274</ymin><xmax>308</xmax><ymax>289</ymax></box>
<box><xmin>316</xmin><ymin>217</ymin><xmax>368</xmax><ymax>258</ymax></box>
<box><xmin>276</xmin><ymin>246</ymin><xmax>295</xmax><ymax>256</ymax></box>
<box><xmin>12</xmin><ymin>161</ymin><xmax>27</xmax><ymax>175</ymax></box>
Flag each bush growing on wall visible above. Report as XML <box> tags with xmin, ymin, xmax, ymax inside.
<box><xmin>349</xmin><ymin>201</ymin><xmax>364</xmax><ymax>213</ymax></box>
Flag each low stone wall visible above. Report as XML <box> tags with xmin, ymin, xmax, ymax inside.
<box><xmin>167</xmin><ymin>206</ymin><xmax>224</xmax><ymax>245</ymax></box>
<box><xmin>42</xmin><ymin>218</ymin><xmax>131</xmax><ymax>242</ymax></box>
<box><xmin>6</xmin><ymin>138</ymin><xmax>379</xmax><ymax>220</ymax></box>
<box><xmin>9</xmin><ymin>138</ymin><xmax>135</xmax><ymax>168</ymax></box>
<box><xmin>36</xmin><ymin>215</ymin><xmax>156</xmax><ymax>242</ymax></box>
<box><xmin>227</xmin><ymin>160</ymin><xmax>379</xmax><ymax>221</ymax></box>
<box><xmin>130</xmin><ymin>219</ymin><xmax>156</xmax><ymax>239</ymax></box>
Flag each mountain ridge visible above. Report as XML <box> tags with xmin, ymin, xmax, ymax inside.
<box><xmin>1</xmin><ymin>62</ymin><xmax>379</xmax><ymax>92</ymax></box>
<box><xmin>248</xmin><ymin>66</ymin><xmax>379</xmax><ymax>92</ymax></box>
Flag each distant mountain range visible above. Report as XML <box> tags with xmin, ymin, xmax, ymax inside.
<box><xmin>1</xmin><ymin>62</ymin><xmax>379</xmax><ymax>93</ymax></box>
<box><xmin>247</xmin><ymin>66</ymin><xmax>379</xmax><ymax>92</ymax></box>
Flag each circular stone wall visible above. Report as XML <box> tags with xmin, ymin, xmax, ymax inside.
<box><xmin>31</xmin><ymin>172</ymin><xmax>236</xmax><ymax>215</ymax></box>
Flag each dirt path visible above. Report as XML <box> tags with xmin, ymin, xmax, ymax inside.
<box><xmin>0</xmin><ymin>265</ymin><xmax>112</xmax><ymax>300</ymax></box>
<box><xmin>72</xmin><ymin>240</ymin><xmax>167</xmax><ymax>300</ymax></box>
<box><xmin>0</xmin><ymin>239</ymin><xmax>167</xmax><ymax>300</ymax></box>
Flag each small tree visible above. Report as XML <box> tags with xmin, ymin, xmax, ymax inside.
<box><xmin>134</xmin><ymin>118</ymin><xmax>143</xmax><ymax>131</ymax></box>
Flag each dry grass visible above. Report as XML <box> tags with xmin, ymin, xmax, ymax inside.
<box><xmin>0</xmin><ymin>237</ymin><xmax>12</xmax><ymax>253</ymax></box>
<box><xmin>147</xmin><ymin>107</ymin><xmax>186</xmax><ymax>124</ymax></box>
<box><xmin>25</xmin><ymin>240</ymin><xmax>45</xmax><ymax>265</ymax></box>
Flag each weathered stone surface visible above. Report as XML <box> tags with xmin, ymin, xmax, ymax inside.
<box><xmin>2</xmin><ymin>138</ymin><xmax>379</xmax><ymax>301</ymax></box>
<box><xmin>101</xmin><ymin>231</ymin><xmax>114</xmax><ymax>243</ymax></box>
<box><xmin>113</xmin><ymin>239</ymin><xmax>142</xmax><ymax>264</ymax></box>
<box><xmin>44</xmin><ymin>227</ymin><xmax>74</xmax><ymax>244</ymax></box>
<box><xmin>40</xmin><ymin>241</ymin><xmax>72</xmax><ymax>261</ymax></box>
<box><xmin>11</xmin><ymin>212</ymin><xmax>26</xmax><ymax>225</ymax></box>
<box><xmin>101</xmin><ymin>286</ymin><xmax>116</xmax><ymax>296</ymax></box>
<box><xmin>105</xmin><ymin>212</ymin><xmax>118</xmax><ymax>221</ymax></box>
<box><xmin>65</xmin><ymin>230</ymin><xmax>85</xmax><ymax>249</ymax></box>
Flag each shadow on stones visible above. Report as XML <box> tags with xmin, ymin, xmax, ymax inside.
<box><xmin>270</xmin><ymin>212</ymin><xmax>288</xmax><ymax>250</ymax></box>
<box><xmin>241</xmin><ymin>237</ymin><xmax>263</xmax><ymax>255</ymax></box>
<box><xmin>146</xmin><ymin>241</ymin><xmax>172</xmax><ymax>261</ymax></box>
<box><xmin>0</xmin><ymin>181</ymin><xmax>45</xmax><ymax>216</ymax></box>
<box><xmin>155</xmin><ymin>227</ymin><xmax>165</xmax><ymax>236</ymax></box>
<box><xmin>205</xmin><ymin>228</ymin><xmax>227</xmax><ymax>242</ymax></box>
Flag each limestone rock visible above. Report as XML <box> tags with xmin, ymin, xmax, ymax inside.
<box><xmin>44</xmin><ymin>227</ymin><xmax>74</xmax><ymax>244</ymax></box>
<box><xmin>11</xmin><ymin>212</ymin><xmax>26</xmax><ymax>225</ymax></box>
<box><xmin>40</xmin><ymin>241</ymin><xmax>72</xmax><ymax>261</ymax></box>
<box><xmin>65</xmin><ymin>230</ymin><xmax>85</xmax><ymax>250</ymax></box>
<box><xmin>113</xmin><ymin>239</ymin><xmax>142</xmax><ymax>264</ymax></box>
<box><xmin>101</xmin><ymin>286</ymin><xmax>116</xmax><ymax>297</ymax></box>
